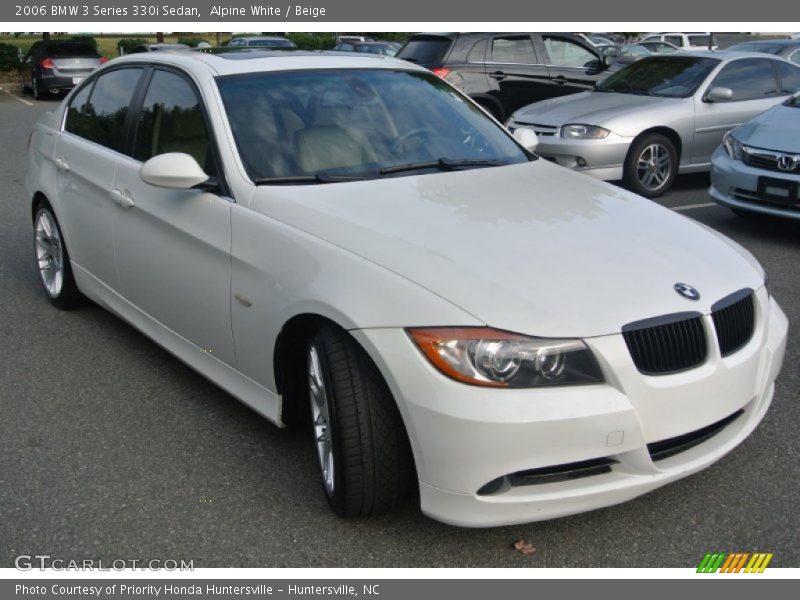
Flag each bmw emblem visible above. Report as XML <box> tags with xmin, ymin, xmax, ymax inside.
<box><xmin>674</xmin><ymin>283</ymin><xmax>700</xmax><ymax>301</ymax></box>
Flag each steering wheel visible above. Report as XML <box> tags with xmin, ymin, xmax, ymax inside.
<box><xmin>391</xmin><ymin>127</ymin><xmax>438</xmax><ymax>155</ymax></box>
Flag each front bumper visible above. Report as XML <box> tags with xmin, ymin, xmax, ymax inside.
<box><xmin>352</xmin><ymin>288</ymin><xmax>787</xmax><ymax>527</ymax></box>
<box><xmin>507</xmin><ymin>125</ymin><xmax>632</xmax><ymax>181</ymax></box>
<box><xmin>710</xmin><ymin>147</ymin><xmax>800</xmax><ymax>220</ymax></box>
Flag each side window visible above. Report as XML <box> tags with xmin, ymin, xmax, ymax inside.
<box><xmin>133</xmin><ymin>70</ymin><xmax>214</xmax><ymax>175</ymax></box>
<box><xmin>710</xmin><ymin>58</ymin><xmax>779</xmax><ymax>101</ymax></box>
<box><xmin>665</xmin><ymin>36</ymin><xmax>683</xmax><ymax>47</ymax></box>
<box><xmin>467</xmin><ymin>39</ymin><xmax>487</xmax><ymax>63</ymax></box>
<box><xmin>543</xmin><ymin>37</ymin><xmax>597</xmax><ymax>68</ymax></box>
<box><xmin>64</xmin><ymin>82</ymin><xmax>95</xmax><ymax>138</ymax></box>
<box><xmin>65</xmin><ymin>68</ymin><xmax>143</xmax><ymax>153</ymax></box>
<box><xmin>490</xmin><ymin>36</ymin><xmax>536</xmax><ymax>64</ymax></box>
<box><xmin>688</xmin><ymin>35</ymin><xmax>711</xmax><ymax>48</ymax></box>
<box><xmin>777</xmin><ymin>61</ymin><xmax>800</xmax><ymax>94</ymax></box>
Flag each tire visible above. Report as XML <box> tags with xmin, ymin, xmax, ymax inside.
<box><xmin>306</xmin><ymin>324</ymin><xmax>414</xmax><ymax>517</ymax></box>
<box><xmin>33</xmin><ymin>202</ymin><xmax>83</xmax><ymax>309</ymax></box>
<box><xmin>31</xmin><ymin>74</ymin><xmax>41</xmax><ymax>100</ymax></box>
<box><xmin>623</xmin><ymin>133</ymin><xmax>678</xmax><ymax>198</ymax></box>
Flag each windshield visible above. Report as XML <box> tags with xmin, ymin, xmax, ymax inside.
<box><xmin>597</xmin><ymin>56</ymin><xmax>720</xmax><ymax>98</ymax></box>
<box><xmin>249</xmin><ymin>39</ymin><xmax>296</xmax><ymax>48</ymax></box>
<box><xmin>217</xmin><ymin>69</ymin><xmax>529</xmax><ymax>183</ymax></box>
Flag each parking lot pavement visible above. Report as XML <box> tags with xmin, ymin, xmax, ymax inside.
<box><xmin>1</xmin><ymin>96</ymin><xmax>798</xmax><ymax>568</ymax></box>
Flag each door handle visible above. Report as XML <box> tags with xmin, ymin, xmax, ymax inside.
<box><xmin>554</xmin><ymin>75</ymin><xmax>568</xmax><ymax>85</ymax></box>
<box><xmin>489</xmin><ymin>70</ymin><xmax>507</xmax><ymax>81</ymax></box>
<box><xmin>54</xmin><ymin>156</ymin><xmax>70</xmax><ymax>172</ymax></box>
<box><xmin>110</xmin><ymin>188</ymin><xmax>135</xmax><ymax>208</ymax></box>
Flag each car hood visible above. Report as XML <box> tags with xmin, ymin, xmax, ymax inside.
<box><xmin>250</xmin><ymin>160</ymin><xmax>763</xmax><ymax>337</ymax></box>
<box><xmin>735</xmin><ymin>104</ymin><xmax>800</xmax><ymax>153</ymax></box>
<box><xmin>510</xmin><ymin>91</ymin><xmax>678</xmax><ymax>129</ymax></box>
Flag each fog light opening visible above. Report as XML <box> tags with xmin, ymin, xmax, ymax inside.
<box><xmin>576</xmin><ymin>157</ymin><xmax>587</xmax><ymax>168</ymax></box>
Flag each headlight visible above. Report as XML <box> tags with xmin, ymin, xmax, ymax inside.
<box><xmin>723</xmin><ymin>131</ymin><xmax>744</xmax><ymax>160</ymax></box>
<box><xmin>561</xmin><ymin>124</ymin><xmax>610</xmax><ymax>139</ymax></box>
<box><xmin>407</xmin><ymin>327</ymin><xmax>604</xmax><ymax>388</ymax></box>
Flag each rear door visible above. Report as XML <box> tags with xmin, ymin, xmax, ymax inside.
<box><xmin>693</xmin><ymin>58</ymin><xmax>787</xmax><ymax>164</ymax></box>
<box><xmin>111</xmin><ymin>67</ymin><xmax>236</xmax><ymax>366</ymax></box>
<box><xmin>539</xmin><ymin>34</ymin><xmax>608</xmax><ymax>97</ymax></box>
<box><xmin>53</xmin><ymin>67</ymin><xmax>145</xmax><ymax>289</ymax></box>
<box><xmin>484</xmin><ymin>34</ymin><xmax>551</xmax><ymax>117</ymax></box>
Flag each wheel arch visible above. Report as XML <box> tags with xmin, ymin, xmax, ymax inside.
<box><xmin>627</xmin><ymin>126</ymin><xmax>683</xmax><ymax>164</ymax></box>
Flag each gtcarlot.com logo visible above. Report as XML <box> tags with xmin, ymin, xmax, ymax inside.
<box><xmin>14</xmin><ymin>554</ymin><xmax>194</xmax><ymax>571</ymax></box>
<box><xmin>697</xmin><ymin>552</ymin><xmax>773</xmax><ymax>573</ymax></box>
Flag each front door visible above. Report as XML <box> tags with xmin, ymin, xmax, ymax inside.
<box><xmin>111</xmin><ymin>67</ymin><xmax>236</xmax><ymax>366</ymax></box>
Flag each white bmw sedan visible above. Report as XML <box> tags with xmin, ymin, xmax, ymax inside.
<box><xmin>27</xmin><ymin>49</ymin><xmax>787</xmax><ymax>527</ymax></box>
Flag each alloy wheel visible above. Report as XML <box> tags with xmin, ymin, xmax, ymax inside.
<box><xmin>636</xmin><ymin>143</ymin><xmax>672</xmax><ymax>192</ymax></box>
<box><xmin>308</xmin><ymin>343</ymin><xmax>335</xmax><ymax>496</ymax></box>
<box><xmin>34</xmin><ymin>210</ymin><xmax>64</xmax><ymax>298</ymax></box>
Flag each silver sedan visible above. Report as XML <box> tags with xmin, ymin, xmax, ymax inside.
<box><xmin>710</xmin><ymin>91</ymin><xmax>800</xmax><ymax>219</ymax></box>
<box><xmin>506</xmin><ymin>51</ymin><xmax>800</xmax><ymax>197</ymax></box>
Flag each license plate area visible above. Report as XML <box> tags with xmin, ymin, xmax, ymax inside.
<box><xmin>757</xmin><ymin>176</ymin><xmax>798</xmax><ymax>205</ymax></box>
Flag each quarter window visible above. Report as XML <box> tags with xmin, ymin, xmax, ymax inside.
<box><xmin>491</xmin><ymin>36</ymin><xmax>536</xmax><ymax>64</ymax></box>
<box><xmin>133</xmin><ymin>70</ymin><xmax>214</xmax><ymax>175</ymax></box>
<box><xmin>710</xmin><ymin>58</ymin><xmax>779</xmax><ymax>101</ymax></box>
<box><xmin>543</xmin><ymin>37</ymin><xmax>597</xmax><ymax>68</ymax></box>
<box><xmin>777</xmin><ymin>61</ymin><xmax>800</xmax><ymax>94</ymax></box>
<box><xmin>64</xmin><ymin>68</ymin><xmax>143</xmax><ymax>153</ymax></box>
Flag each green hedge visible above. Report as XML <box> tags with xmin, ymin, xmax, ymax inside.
<box><xmin>117</xmin><ymin>38</ymin><xmax>148</xmax><ymax>55</ymax></box>
<box><xmin>0</xmin><ymin>43</ymin><xmax>20</xmax><ymax>71</ymax></box>
<box><xmin>177</xmin><ymin>37</ymin><xmax>207</xmax><ymax>48</ymax></box>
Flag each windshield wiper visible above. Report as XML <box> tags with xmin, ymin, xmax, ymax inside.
<box><xmin>380</xmin><ymin>157</ymin><xmax>505</xmax><ymax>175</ymax></box>
<box><xmin>252</xmin><ymin>173</ymin><xmax>371</xmax><ymax>185</ymax></box>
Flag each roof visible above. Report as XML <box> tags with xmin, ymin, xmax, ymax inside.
<box><xmin>107</xmin><ymin>49</ymin><xmax>426</xmax><ymax>77</ymax></box>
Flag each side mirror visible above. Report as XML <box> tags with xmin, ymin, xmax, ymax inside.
<box><xmin>140</xmin><ymin>153</ymin><xmax>209</xmax><ymax>189</ymax></box>
<box><xmin>513</xmin><ymin>127</ymin><xmax>538</xmax><ymax>152</ymax></box>
<box><xmin>706</xmin><ymin>86</ymin><xmax>733</xmax><ymax>103</ymax></box>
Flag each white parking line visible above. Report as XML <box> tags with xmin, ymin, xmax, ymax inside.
<box><xmin>1</xmin><ymin>87</ymin><xmax>34</xmax><ymax>106</ymax></box>
<box><xmin>671</xmin><ymin>202</ymin><xmax>717</xmax><ymax>212</ymax></box>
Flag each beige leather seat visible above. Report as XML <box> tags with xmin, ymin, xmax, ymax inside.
<box><xmin>296</xmin><ymin>126</ymin><xmax>374</xmax><ymax>173</ymax></box>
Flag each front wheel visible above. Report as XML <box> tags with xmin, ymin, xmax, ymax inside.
<box><xmin>623</xmin><ymin>133</ymin><xmax>678</xmax><ymax>198</ymax></box>
<box><xmin>307</xmin><ymin>325</ymin><xmax>414</xmax><ymax>517</ymax></box>
<box><xmin>33</xmin><ymin>203</ymin><xmax>83</xmax><ymax>309</ymax></box>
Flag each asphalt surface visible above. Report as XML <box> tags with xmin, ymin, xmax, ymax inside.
<box><xmin>1</xmin><ymin>86</ymin><xmax>798</xmax><ymax>569</ymax></box>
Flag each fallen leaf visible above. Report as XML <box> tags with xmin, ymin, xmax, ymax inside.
<box><xmin>513</xmin><ymin>539</ymin><xmax>536</xmax><ymax>556</ymax></box>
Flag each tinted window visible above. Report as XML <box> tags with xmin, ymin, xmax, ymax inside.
<box><xmin>41</xmin><ymin>42</ymin><xmax>98</xmax><ymax>57</ymax></box>
<box><xmin>598</xmin><ymin>56</ymin><xmax>720</xmax><ymax>97</ymax></box>
<box><xmin>133</xmin><ymin>70</ymin><xmax>213</xmax><ymax>174</ymax></box>
<box><xmin>711</xmin><ymin>58</ymin><xmax>779</xmax><ymax>101</ymax></box>
<box><xmin>491</xmin><ymin>36</ymin><xmax>536</xmax><ymax>63</ymax></box>
<box><xmin>396</xmin><ymin>37</ymin><xmax>452</xmax><ymax>66</ymax></box>
<box><xmin>67</xmin><ymin>69</ymin><xmax>142</xmax><ymax>152</ymax></box>
<box><xmin>217</xmin><ymin>69</ymin><xmax>529</xmax><ymax>182</ymax></box>
<box><xmin>777</xmin><ymin>61</ymin><xmax>800</xmax><ymax>94</ymax></box>
<box><xmin>64</xmin><ymin>82</ymin><xmax>95</xmax><ymax>137</ymax></box>
<box><xmin>543</xmin><ymin>37</ymin><xmax>597</xmax><ymax>68</ymax></box>
<box><xmin>665</xmin><ymin>36</ymin><xmax>684</xmax><ymax>47</ymax></box>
